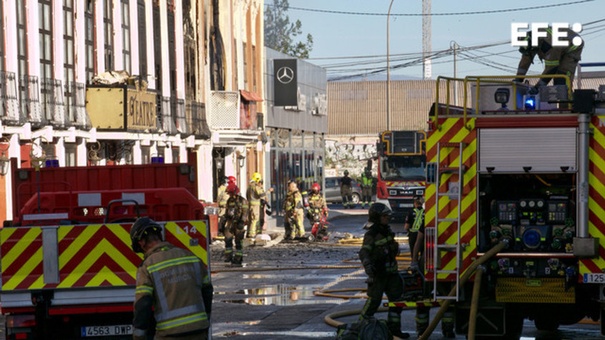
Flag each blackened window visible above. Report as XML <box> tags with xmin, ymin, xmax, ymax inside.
<box><xmin>85</xmin><ymin>0</ymin><xmax>94</xmax><ymax>82</ymax></box>
<box><xmin>121</xmin><ymin>0</ymin><xmax>131</xmax><ymax>74</ymax></box>
<box><xmin>16</xmin><ymin>0</ymin><xmax>28</xmax><ymax>116</ymax></box>
<box><xmin>103</xmin><ymin>0</ymin><xmax>114</xmax><ymax>70</ymax></box>
<box><xmin>63</xmin><ymin>0</ymin><xmax>75</xmax><ymax>122</ymax></box>
<box><xmin>39</xmin><ymin>0</ymin><xmax>53</xmax><ymax>81</ymax></box>
<box><xmin>167</xmin><ymin>1</ymin><xmax>176</xmax><ymax>95</ymax></box>
<box><xmin>137</xmin><ymin>0</ymin><xmax>147</xmax><ymax>81</ymax></box>
<box><xmin>0</xmin><ymin>3</ymin><xmax>4</xmax><ymax>72</ymax></box>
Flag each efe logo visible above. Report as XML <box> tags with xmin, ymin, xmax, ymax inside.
<box><xmin>511</xmin><ymin>23</ymin><xmax>582</xmax><ymax>47</ymax></box>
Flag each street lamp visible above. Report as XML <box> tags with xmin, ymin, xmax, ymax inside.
<box><xmin>386</xmin><ymin>0</ymin><xmax>395</xmax><ymax>131</ymax></box>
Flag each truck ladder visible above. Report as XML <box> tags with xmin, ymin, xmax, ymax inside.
<box><xmin>433</xmin><ymin>142</ymin><xmax>465</xmax><ymax>301</ymax></box>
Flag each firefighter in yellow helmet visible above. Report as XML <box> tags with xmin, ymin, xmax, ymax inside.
<box><xmin>246</xmin><ymin>172</ymin><xmax>273</xmax><ymax>238</ymax></box>
<box><xmin>130</xmin><ymin>217</ymin><xmax>213</xmax><ymax>339</ymax></box>
<box><xmin>224</xmin><ymin>182</ymin><xmax>249</xmax><ymax>265</ymax></box>
<box><xmin>283</xmin><ymin>180</ymin><xmax>305</xmax><ymax>240</ymax></box>
<box><xmin>515</xmin><ymin>27</ymin><xmax>583</xmax><ymax>94</ymax></box>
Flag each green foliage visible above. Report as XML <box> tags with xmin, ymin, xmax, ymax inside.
<box><xmin>264</xmin><ymin>0</ymin><xmax>313</xmax><ymax>59</ymax></box>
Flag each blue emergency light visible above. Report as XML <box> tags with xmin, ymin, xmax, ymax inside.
<box><xmin>524</xmin><ymin>95</ymin><xmax>537</xmax><ymax>110</ymax></box>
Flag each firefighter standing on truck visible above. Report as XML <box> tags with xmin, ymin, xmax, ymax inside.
<box><xmin>340</xmin><ymin>170</ymin><xmax>354</xmax><ymax>209</ymax></box>
<box><xmin>224</xmin><ymin>182</ymin><xmax>249</xmax><ymax>265</ymax></box>
<box><xmin>283</xmin><ymin>180</ymin><xmax>305</xmax><ymax>240</ymax></box>
<box><xmin>217</xmin><ymin>176</ymin><xmax>235</xmax><ymax>236</ymax></box>
<box><xmin>359</xmin><ymin>203</ymin><xmax>410</xmax><ymax>339</ymax></box>
<box><xmin>410</xmin><ymin>216</ymin><xmax>455</xmax><ymax>338</ymax></box>
<box><xmin>360</xmin><ymin>168</ymin><xmax>374</xmax><ymax>209</ymax></box>
<box><xmin>515</xmin><ymin>26</ymin><xmax>583</xmax><ymax>94</ymax></box>
<box><xmin>246</xmin><ymin>172</ymin><xmax>273</xmax><ymax>239</ymax></box>
<box><xmin>130</xmin><ymin>217</ymin><xmax>213</xmax><ymax>340</ymax></box>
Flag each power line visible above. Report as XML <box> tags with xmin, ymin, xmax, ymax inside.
<box><xmin>276</xmin><ymin>0</ymin><xmax>594</xmax><ymax>17</ymax></box>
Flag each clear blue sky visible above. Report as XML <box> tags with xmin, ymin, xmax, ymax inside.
<box><xmin>281</xmin><ymin>0</ymin><xmax>605</xmax><ymax>80</ymax></box>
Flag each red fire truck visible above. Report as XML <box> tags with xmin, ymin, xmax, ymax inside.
<box><xmin>393</xmin><ymin>69</ymin><xmax>605</xmax><ymax>339</ymax></box>
<box><xmin>375</xmin><ymin>130</ymin><xmax>427</xmax><ymax>220</ymax></box>
<box><xmin>0</xmin><ymin>161</ymin><xmax>213</xmax><ymax>339</ymax></box>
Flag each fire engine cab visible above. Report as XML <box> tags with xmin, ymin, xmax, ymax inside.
<box><xmin>394</xmin><ymin>65</ymin><xmax>605</xmax><ymax>339</ymax></box>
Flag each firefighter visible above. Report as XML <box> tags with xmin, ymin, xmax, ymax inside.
<box><xmin>224</xmin><ymin>182</ymin><xmax>249</xmax><ymax>265</ymax></box>
<box><xmin>246</xmin><ymin>172</ymin><xmax>273</xmax><ymax>239</ymax></box>
<box><xmin>515</xmin><ymin>27</ymin><xmax>583</xmax><ymax>94</ymax></box>
<box><xmin>360</xmin><ymin>168</ymin><xmax>374</xmax><ymax>209</ymax></box>
<box><xmin>340</xmin><ymin>170</ymin><xmax>354</xmax><ymax>209</ymax></box>
<box><xmin>217</xmin><ymin>176</ymin><xmax>235</xmax><ymax>236</ymax></box>
<box><xmin>359</xmin><ymin>203</ymin><xmax>410</xmax><ymax>339</ymax></box>
<box><xmin>306</xmin><ymin>182</ymin><xmax>328</xmax><ymax>224</ymax></box>
<box><xmin>410</xmin><ymin>217</ymin><xmax>455</xmax><ymax>338</ymax></box>
<box><xmin>405</xmin><ymin>196</ymin><xmax>425</xmax><ymax>263</ymax></box>
<box><xmin>283</xmin><ymin>180</ymin><xmax>305</xmax><ymax>240</ymax></box>
<box><xmin>130</xmin><ymin>217</ymin><xmax>213</xmax><ymax>340</ymax></box>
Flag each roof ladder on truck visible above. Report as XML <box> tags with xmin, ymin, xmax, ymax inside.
<box><xmin>433</xmin><ymin>142</ymin><xmax>465</xmax><ymax>301</ymax></box>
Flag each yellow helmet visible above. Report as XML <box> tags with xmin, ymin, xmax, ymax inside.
<box><xmin>252</xmin><ymin>172</ymin><xmax>262</xmax><ymax>183</ymax></box>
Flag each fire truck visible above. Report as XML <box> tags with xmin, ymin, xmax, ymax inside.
<box><xmin>0</xmin><ymin>161</ymin><xmax>213</xmax><ymax>339</ymax></box>
<box><xmin>394</xmin><ymin>69</ymin><xmax>605</xmax><ymax>339</ymax></box>
<box><xmin>375</xmin><ymin>130</ymin><xmax>427</xmax><ymax>220</ymax></box>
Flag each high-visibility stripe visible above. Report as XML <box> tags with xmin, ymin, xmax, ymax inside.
<box><xmin>0</xmin><ymin>221</ymin><xmax>209</xmax><ymax>291</ymax></box>
<box><xmin>581</xmin><ymin>115</ymin><xmax>605</xmax><ymax>276</ymax></box>
<box><xmin>426</xmin><ymin>117</ymin><xmax>478</xmax><ymax>281</ymax></box>
<box><xmin>545</xmin><ymin>60</ymin><xmax>560</xmax><ymax>67</ymax></box>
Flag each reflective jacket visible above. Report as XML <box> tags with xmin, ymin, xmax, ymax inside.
<box><xmin>218</xmin><ymin>184</ymin><xmax>229</xmax><ymax>208</ymax></box>
<box><xmin>226</xmin><ymin>195</ymin><xmax>249</xmax><ymax>225</ymax></box>
<box><xmin>284</xmin><ymin>190</ymin><xmax>304</xmax><ymax>216</ymax></box>
<box><xmin>133</xmin><ymin>242</ymin><xmax>213</xmax><ymax>339</ymax></box>
<box><xmin>359</xmin><ymin>224</ymin><xmax>400</xmax><ymax>276</ymax></box>
<box><xmin>247</xmin><ymin>182</ymin><xmax>268</xmax><ymax>206</ymax></box>
<box><xmin>308</xmin><ymin>193</ymin><xmax>327</xmax><ymax>214</ymax></box>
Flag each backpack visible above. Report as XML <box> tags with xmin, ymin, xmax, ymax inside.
<box><xmin>335</xmin><ymin>316</ymin><xmax>392</xmax><ymax>340</ymax></box>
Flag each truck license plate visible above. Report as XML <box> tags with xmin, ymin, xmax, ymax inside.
<box><xmin>399</xmin><ymin>203</ymin><xmax>413</xmax><ymax>208</ymax></box>
<box><xmin>81</xmin><ymin>325</ymin><xmax>133</xmax><ymax>337</ymax></box>
<box><xmin>583</xmin><ymin>273</ymin><xmax>605</xmax><ymax>283</ymax></box>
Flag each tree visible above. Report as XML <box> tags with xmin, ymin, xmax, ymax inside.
<box><xmin>264</xmin><ymin>0</ymin><xmax>313</xmax><ymax>59</ymax></box>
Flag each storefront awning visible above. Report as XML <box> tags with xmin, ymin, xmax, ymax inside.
<box><xmin>240</xmin><ymin>89</ymin><xmax>264</xmax><ymax>102</ymax></box>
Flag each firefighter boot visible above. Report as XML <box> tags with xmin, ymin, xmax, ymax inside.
<box><xmin>223</xmin><ymin>251</ymin><xmax>233</xmax><ymax>263</ymax></box>
<box><xmin>231</xmin><ymin>251</ymin><xmax>243</xmax><ymax>266</ymax></box>
<box><xmin>387</xmin><ymin>322</ymin><xmax>410</xmax><ymax>339</ymax></box>
<box><xmin>441</xmin><ymin>310</ymin><xmax>456</xmax><ymax>338</ymax></box>
<box><xmin>416</xmin><ymin>307</ymin><xmax>430</xmax><ymax>337</ymax></box>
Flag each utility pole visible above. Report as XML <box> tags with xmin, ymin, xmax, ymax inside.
<box><xmin>386</xmin><ymin>0</ymin><xmax>395</xmax><ymax>131</ymax></box>
<box><xmin>422</xmin><ymin>0</ymin><xmax>432</xmax><ymax>79</ymax></box>
<box><xmin>451</xmin><ymin>41</ymin><xmax>459</xmax><ymax>105</ymax></box>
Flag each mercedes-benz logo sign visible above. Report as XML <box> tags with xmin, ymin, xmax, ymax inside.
<box><xmin>276</xmin><ymin>66</ymin><xmax>294</xmax><ymax>84</ymax></box>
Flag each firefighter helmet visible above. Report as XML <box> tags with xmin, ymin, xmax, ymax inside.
<box><xmin>311</xmin><ymin>182</ymin><xmax>321</xmax><ymax>193</ymax></box>
<box><xmin>252</xmin><ymin>172</ymin><xmax>262</xmax><ymax>183</ymax></box>
<box><xmin>368</xmin><ymin>203</ymin><xmax>393</xmax><ymax>223</ymax></box>
<box><xmin>344</xmin><ymin>170</ymin><xmax>349</xmax><ymax>176</ymax></box>
<box><xmin>414</xmin><ymin>195</ymin><xmax>425</xmax><ymax>205</ymax></box>
<box><xmin>227</xmin><ymin>176</ymin><xmax>236</xmax><ymax>183</ymax></box>
<box><xmin>130</xmin><ymin>217</ymin><xmax>163</xmax><ymax>253</ymax></box>
<box><xmin>226</xmin><ymin>182</ymin><xmax>240</xmax><ymax>195</ymax></box>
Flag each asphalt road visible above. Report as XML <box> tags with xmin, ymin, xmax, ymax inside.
<box><xmin>209</xmin><ymin>205</ymin><xmax>604</xmax><ymax>340</ymax></box>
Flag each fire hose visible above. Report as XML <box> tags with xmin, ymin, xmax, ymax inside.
<box><xmin>322</xmin><ymin>242</ymin><xmax>506</xmax><ymax>338</ymax></box>
<box><xmin>417</xmin><ymin>241</ymin><xmax>505</xmax><ymax>340</ymax></box>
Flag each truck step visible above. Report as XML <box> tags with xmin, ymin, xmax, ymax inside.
<box><xmin>437</xmin><ymin>218</ymin><xmax>459</xmax><ymax>223</ymax></box>
<box><xmin>440</xmin><ymin>142</ymin><xmax>463</xmax><ymax>148</ymax></box>
<box><xmin>437</xmin><ymin>244</ymin><xmax>458</xmax><ymax>251</ymax></box>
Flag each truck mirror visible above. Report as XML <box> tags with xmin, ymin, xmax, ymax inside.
<box><xmin>426</xmin><ymin>162</ymin><xmax>437</xmax><ymax>184</ymax></box>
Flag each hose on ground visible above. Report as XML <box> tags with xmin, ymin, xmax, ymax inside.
<box><xmin>418</xmin><ymin>241</ymin><xmax>506</xmax><ymax>340</ymax></box>
<box><xmin>468</xmin><ymin>265</ymin><xmax>485</xmax><ymax>340</ymax></box>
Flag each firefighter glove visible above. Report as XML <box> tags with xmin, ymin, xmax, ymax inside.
<box><xmin>237</xmin><ymin>222</ymin><xmax>245</xmax><ymax>230</ymax></box>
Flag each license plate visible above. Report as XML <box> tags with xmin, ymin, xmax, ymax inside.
<box><xmin>583</xmin><ymin>273</ymin><xmax>605</xmax><ymax>283</ymax></box>
<box><xmin>81</xmin><ymin>325</ymin><xmax>133</xmax><ymax>337</ymax></box>
<box><xmin>399</xmin><ymin>203</ymin><xmax>413</xmax><ymax>208</ymax></box>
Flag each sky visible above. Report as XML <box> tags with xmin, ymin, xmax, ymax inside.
<box><xmin>278</xmin><ymin>0</ymin><xmax>605</xmax><ymax>81</ymax></box>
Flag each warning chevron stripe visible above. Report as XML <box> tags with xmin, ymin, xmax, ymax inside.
<box><xmin>427</xmin><ymin>117</ymin><xmax>478</xmax><ymax>281</ymax></box>
<box><xmin>1</xmin><ymin>220</ymin><xmax>209</xmax><ymax>291</ymax></box>
<box><xmin>166</xmin><ymin>221</ymin><xmax>209</xmax><ymax>266</ymax></box>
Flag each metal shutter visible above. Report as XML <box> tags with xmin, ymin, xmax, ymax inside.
<box><xmin>478</xmin><ymin>128</ymin><xmax>576</xmax><ymax>173</ymax></box>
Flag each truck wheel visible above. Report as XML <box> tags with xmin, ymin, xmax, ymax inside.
<box><xmin>351</xmin><ymin>193</ymin><xmax>361</xmax><ymax>204</ymax></box>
